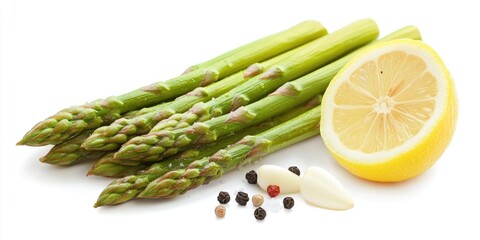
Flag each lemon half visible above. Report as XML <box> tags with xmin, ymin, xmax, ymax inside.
<box><xmin>320</xmin><ymin>39</ymin><xmax>457</xmax><ymax>182</ymax></box>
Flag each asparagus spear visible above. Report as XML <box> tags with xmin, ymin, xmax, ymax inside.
<box><xmin>81</xmin><ymin>41</ymin><xmax>306</xmax><ymax>151</ymax></box>
<box><xmin>94</xmin><ymin>96</ymin><xmax>322</xmax><ymax>206</ymax></box>
<box><xmin>40</xmin><ymin>130</ymin><xmax>104</xmax><ymax>166</ymax></box>
<box><xmin>114</xmin><ymin>18</ymin><xmax>380</xmax><ymax>161</ymax></box>
<box><xmin>18</xmin><ymin>20</ymin><xmax>326</xmax><ymax>146</ymax></box>
<box><xmin>87</xmin><ymin>153</ymin><xmax>150</xmax><ymax>178</ymax></box>
<box><xmin>40</xmin><ymin>109</ymin><xmax>145</xmax><ymax>166</ymax></box>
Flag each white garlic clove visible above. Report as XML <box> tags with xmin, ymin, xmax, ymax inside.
<box><xmin>300</xmin><ymin>166</ymin><xmax>354</xmax><ymax>210</ymax></box>
<box><xmin>257</xmin><ymin>165</ymin><xmax>301</xmax><ymax>194</ymax></box>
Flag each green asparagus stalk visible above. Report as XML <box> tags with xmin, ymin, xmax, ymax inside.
<box><xmin>87</xmin><ymin>153</ymin><xmax>150</xmax><ymax>178</ymax></box>
<box><xmin>39</xmin><ymin>130</ymin><xmax>104</xmax><ymax>166</ymax></box>
<box><xmin>140</xmin><ymin>105</ymin><xmax>323</xmax><ymax>199</ymax></box>
<box><xmin>39</xmin><ymin>109</ymin><xmax>146</xmax><ymax>166</ymax></box>
<box><xmin>149</xmin><ymin>18</ymin><xmax>381</xmax><ymax>133</ymax></box>
<box><xmin>81</xmin><ymin>40</ymin><xmax>309</xmax><ymax>151</ymax></box>
<box><xmin>114</xmin><ymin>19</ymin><xmax>380</xmax><ymax>162</ymax></box>
<box><xmin>18</xmin><ymin>20</ymin><xmax>326</xmax><ymax>146</ymax></box>
<box><xmin>94</xmin><ymin>96</ymin><xmax>322</xmax><ymax>206</ymax></box>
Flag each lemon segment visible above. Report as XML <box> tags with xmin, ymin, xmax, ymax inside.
<box><xmin>320</xmin><ymin>39</ymin><xmax>457</xmax><ymax>182</ymax></box>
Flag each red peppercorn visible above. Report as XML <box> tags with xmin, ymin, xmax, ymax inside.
<box><xmin>267</xmin><ymin>185</ymin><xmax>280</xmax><ymax>198</ymax></box>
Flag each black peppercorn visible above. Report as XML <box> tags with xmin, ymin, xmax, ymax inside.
<box><xmin>245</xmin><ymin>170</ymin><xmax>257</xmax><ymax>184</ymax></box>
<box><xmin>217</xmin><ymin>191</ymin><xmax>230</xmax><ymax>204</ymax></box>
<box><xmin>283</xmin><ymin>197</ymin><xmax>295</xmax><ymax>209</ymax></box>
<box><xmin>288</xmin><ymin>166</ymin><xmax>301</xmax><ymax>176</ymax></box>
<box><xmin>235</xmin><ymin>191</ymin><xmax>249</xmax><ymax>206</ymax></box>
<box><xmin>254</xmin><ymin>207</ymin><xmax>267</xmax><ymax>220</ymax></box>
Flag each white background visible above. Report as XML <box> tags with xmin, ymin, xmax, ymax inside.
<box><xmin>1</xmin><ymin>0</ymin><xmax>479</xmax><ymax>239</ymax></box>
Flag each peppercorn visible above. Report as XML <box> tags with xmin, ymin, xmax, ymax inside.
<box><xmin>254</xmin><ymin>207</ymin><xmax>267</xmax><ymax>220</ymax></box>
<box><xmin>245</xmin><ymin>170</ymin><xmax>257</xmax><ymax>184</ymax></box>
<box><xmin>235</xmin><ymin>191</ymin><xmax>249</xmax><ymax>206</ymax></box>
<box><xmin>267</xmin><ymin>185</ymin><xmax>280</xmax><ymax>198</ymax></box>
<box><xmin>214</xmin><ymin>205</ymin><xmax>226</xmax><ymax>218</ymax></box>
<box><xmin>252</xmin><ymin>194</ymin><xmax>264</xmax><ymax>207</ymax></box>
<box><xmin>217</xmin><ymin>191</ymin><xmax>230</xmax><ymax>204</ymax></box>
<box><xmin>288</xmin><ymin>166</ymin><xmax>301</xmax><ymax>176</ymax></box>
<box><xmin>283</xmin><ymin>197</ymin><xmax>295</xmax><ymax>209</ymax></box>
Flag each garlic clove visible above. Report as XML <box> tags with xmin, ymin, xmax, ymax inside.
<box><xmin>257</xmin><ymin>165</ymin><xmax>301</xmax><ymax>194</ymax></box>
<box><xmin>300</xmin><ymin>166</ymin><xmax>354</xmax><ymax>210</ymax></box>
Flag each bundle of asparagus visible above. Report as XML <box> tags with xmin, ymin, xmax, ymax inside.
<box><xmin>82</xmin><ymin>18</ymin><xmax>374</xmax><ymax>152</ymax></box>
<box><xmin>32</xmin><ymin>20</ymin><xmax>329</xmax><ymax>165</ymax></box>
<box><xmin>17</xmin><ymin>18</ymin><xmax>421</xmax><ymax>207</ymax></box>
<box><xmin>18</xmin><ymin>20</ymin><xmax>326</xmax><ymax>146</ymax></box>
<box><xmin>112</xmin><ymin>19</ymin><xmax>380</xmax><ymax>162</ymax></box>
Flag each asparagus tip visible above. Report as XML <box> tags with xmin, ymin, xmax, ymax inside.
<box><xmin>86</xmin><ymin>168</ymin><xmax>95</xmax><ymax>176</ymax></box>
<box><xmin>93</xmin><ymin>201</ymin><xmax>102</xmax><ymax>208</ymax></box>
